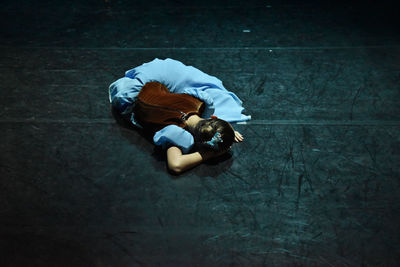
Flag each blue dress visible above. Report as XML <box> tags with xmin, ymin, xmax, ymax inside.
<box><xmin>109</xmin><ymin>58</ymin><xmax>251</xmax><ymax>153</ymax></box>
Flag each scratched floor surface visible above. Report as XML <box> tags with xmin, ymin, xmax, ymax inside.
<box><xmin>0</xmin><ymin>0</ymin><xmax>399</xmax><ymax>266</ymax></box>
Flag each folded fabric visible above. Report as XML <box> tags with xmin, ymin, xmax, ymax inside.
<box><xmin>153</xmin><ymin>125</ymin><xmax>194</xmax><ymax>154</ymax></box>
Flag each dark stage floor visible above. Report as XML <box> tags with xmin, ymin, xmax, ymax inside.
<box><xmin>1</xmin><ymin>0</ymin><xmax>399</xmax><ymax>266</ymax></box>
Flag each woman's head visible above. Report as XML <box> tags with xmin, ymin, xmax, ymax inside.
<box><xmin>193</xmin><ymin>117</ymin><xmax>235</xmax><ymax>153</ymax></box>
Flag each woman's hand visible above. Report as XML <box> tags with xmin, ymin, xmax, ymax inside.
<box><xmin>234</xmin><ymin>131</ymin><xmax>244</xmax><ymax>143</ymax></box>
<box><xmin>203</xmin><ymin>147</ymin><xmax>229</xmax><ymax>160</ymax></box>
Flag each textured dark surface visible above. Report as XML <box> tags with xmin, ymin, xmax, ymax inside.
<box><xmin>1</xmin><ymin>0</ymin><xmax>399</xmax><ymax>266</ymax></box>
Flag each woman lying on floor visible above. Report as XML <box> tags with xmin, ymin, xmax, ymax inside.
<box><xmin>109</xmin><ymin>58</ymin><xmax>251</xmax><ymax>174</ymax></box>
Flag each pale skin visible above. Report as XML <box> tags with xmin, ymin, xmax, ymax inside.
<box><xmin>167</xmin><ymin>115</ymin><xmax>244</xmax><ymax>174</ymax></box>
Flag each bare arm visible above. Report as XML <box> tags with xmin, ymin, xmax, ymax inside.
<box><xmin>167</xmin><ymin>146</ymin><xmax>214</xmax><ymax>174</ymax></box>
<box><xmin>167</xmin><ymin>130</ymin><xmax>244</xmax><ymax>174</ymax></box>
